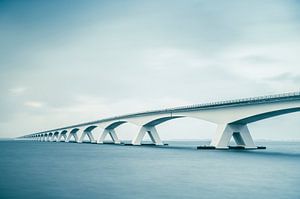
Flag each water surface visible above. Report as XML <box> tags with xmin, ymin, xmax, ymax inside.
<box><xmin>0</xmin><ymin>140</ymin><xmax>299</xmax><ymax>199</ymax></box>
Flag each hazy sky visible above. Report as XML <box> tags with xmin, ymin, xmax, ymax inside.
<box><xmin>0</xmin><ymin>0</ymin><xmax>299</xmax><ymax>140</ymax></box>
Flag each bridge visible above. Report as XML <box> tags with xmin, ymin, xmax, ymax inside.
<box><xmin>19</xmin><ymin>92</ymin><xmax>300</xmax><ymax>149</ymax></box>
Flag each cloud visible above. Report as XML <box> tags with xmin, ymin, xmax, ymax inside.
<box><xmin>240</xmin><ymin>55</ymin><xmax>280</xmax><ymax>64</ymax></box>
<box><xmin>9</xmin><ymin>87</ymin><xmax>27</xmax><ymax>95</ymax></box>
<box><xmin>267</xmin><ymin>73</ymin><xmax>300</xmax><ymax>83</ymax></box>
<box><xmin>263</xmin><ymin>73</ymin><xmax>300</xmax><ymax>92</ymax></box>
<box><xmin>24</xmin><ymin>101</ymin><xmax>44</xmax><ymax>108</ymax></box>
<box><xmin>0</xmin><ymin>0</ymin><xmax>300</xmax><ymax>139</ymax></box>
<box><xmin>218</xmin><ymin>42</ymin><xmax>300</xmax><ymax>82</ymax></box>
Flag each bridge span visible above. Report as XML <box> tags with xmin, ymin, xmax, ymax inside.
<box><xmin>19</xmin><ymin>92</ymin><xmax>300</xmax><ymax>149</ymax></box>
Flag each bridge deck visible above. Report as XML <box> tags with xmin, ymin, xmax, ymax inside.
<box><xmin>23</xmin><ymin>91</ymin><xmax>300</xmax><ymax>137</ymax></box>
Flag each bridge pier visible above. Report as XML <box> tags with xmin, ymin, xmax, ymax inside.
<box><xmin>46</xmin><ymin>134</ymin><xmax>51</xmax><ymax>142</ymax></box>
<box><xmin>97</xmin><ymin>129</ymin><xmax>121</xmax><ymax>144</ymax></box>
<box><xmin>210</xmin><ymin>124</ymin><xmax>256</xmax><ymax>149</ymax></box>
<box><xmin>49</xmin><ymin>134</ymin><xmax>54</xmax><ymax>142</ymax></box>
<box><xmin>78</xmin><ymin>130</ymin><xmax>96</xmax><ymax>143</ymax></box>
<box><xmin>66</xmin><ymin>129</ymin><xmax>79</xmax><ymax>142</ymax></box>
<box><xmin>66</xmin><ymin>133</ymin><xmax>78</xmax><ymax>142</ymax></box>
<box><xmin>54</xmin><ymin>133</ymin><xmax>60</xmax><ymax>142</ymax></box>
<box><xmin>132</xmin><ymin>125</ymin><xmax>163</xmax><ymax>145</ymax></box>
<box><xmin>58</xmin><ymin>132</ymin><xmax>67</xmax><ymax>142</ymax></box>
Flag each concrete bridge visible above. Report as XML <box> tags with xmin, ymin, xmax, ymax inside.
<box><xmin>19</xmin><ymin>92</ymin><xmax>300</xmax><ymax>149</ymax></box>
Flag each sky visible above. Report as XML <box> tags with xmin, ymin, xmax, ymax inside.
<box><xmin>0</xmin><ymin>0</ymin><xmax>300</xmax><ymax>140</ymax></box>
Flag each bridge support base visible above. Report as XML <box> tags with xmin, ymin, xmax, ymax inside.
<box><xmin>97</xmin><ymin>129</ymin><xmax>121</xmax><ymax>144</ymax></box>
<box><xmin>131</xmin><ymin>126</ymin><xmax>163</xmax><ymax>146</ymax></box>
<box><xmin>210</xmin><ymin>124</ymin><xmax>256</xmax><ymax>149</ymax></box>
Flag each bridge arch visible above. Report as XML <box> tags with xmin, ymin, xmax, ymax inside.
<box><xmin>66</xmin><ymin>128</ymin><xmax>80</xmax><ymax>142</ymax></box>
<box><xmin>130</xmin><ymin>115</ymin><xmax>190</xmax><ymax>145</ymax></box>
<box><xmin>105</xmin><ymin>121</ymin><xmax>127</xmax><ymax>129</ymax></box>
<box><xmin>210</xmin><ymin>107</ymin><xmax>300</xmax><ymax>149</ymax></box>
<box><xmin>48</xmin><ymin>132</ymin><xmax>53</xmax><ymax>141</ymax></box>
<box><xmin>84</xmin><ymin>125</ymin><xmax>98</xmax><ymax>132</ymax></box>
<box><xmin>53</xmin><ymin>131</ymin><xmax>59</xmax><ymax>142</ymax></box>
<box><xmin>58</xmin><ymin>130</ymin><xmax>68</xmax><ymax>142</ymax></box>
<box><xmin>231</xmin><ymin>107</ymin><xmax>300</xmax><ymax>124</ymax></box>
<box><xmin>78</xmin><ymin>125</ymin><xmax>98</xmax><ymax>143</ymax></box>
<box><xmin>143</xmin><ymin>116</ymin><xmax>185</xmax><ymax>126</ymax></box>
<box><xmin>97</xmin><ymin>121</ymin><xmax>128</xmax><ymax>144</ymax></box>
<box><xmin>244</xmin><ymin>111</ymin><xmax>300</xmax><ymax>142</ymax></box>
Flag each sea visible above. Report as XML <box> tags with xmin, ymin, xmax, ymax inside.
<box><xmin>0</xmin><ymin>140</ymin><xmax>299</xmax><ymax>199</ymax></box>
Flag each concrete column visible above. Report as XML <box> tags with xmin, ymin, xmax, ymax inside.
<box><xmin>131</xmin><ymin>125</ymin><xmax>163</xmax><ymax>146</ymax></box>
<box><xmin>66</xmin><ymin>132</ymin><xmax>78</xmax><ymax>142</ymax></box>
<box><xmin>97</xmin><ymin>129</ymin><xmax>121</xmax><ymax>144</ymax></box>
<box><xmin>66</xmin><ymin>129</ymin><xmax>79</xmax><ymax>142</ymax></box>
<box><xmin>210</xmin><ymin>123</ymin><xmax>256</xmax><ymax>149</ymax></box>
<box><xmin>49</xmin><ymin>134</ymin><xmax>55</xmax><ymax>142</ymax></box>
<box><xmin>78</xmin><ymin>130</ymin><xmax>96</xmax><ymax>143</ymax></box>
<box><xmin>54</xmin><ymin>133</ymin><xmax>59</xmax><ymax>142</ymax></box>
<box><xmin>65</xmin><ymin>132</ymin><xmax>70</xmax><ymax>142</ymax></box>
<box><xmin>58</xmin><ymin>132</ymin><xmax>67</xmax><ymax>142</ymax></box>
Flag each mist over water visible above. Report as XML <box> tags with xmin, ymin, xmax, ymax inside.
<box><xmin>0</xmin><ymin>140</ymin><xmax>300</xmax><ymax>199</ymax></box>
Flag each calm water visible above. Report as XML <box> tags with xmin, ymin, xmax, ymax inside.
<box><xmin>0</xmin><ymin>140</ymin><xmax>300</xmax><ymax>199</ymax></box>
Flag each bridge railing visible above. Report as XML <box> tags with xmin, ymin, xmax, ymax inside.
<box><xmin>170</xmin><ymin>91</ymin><xmax>300</xmax><ymax>112</ymax></box>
